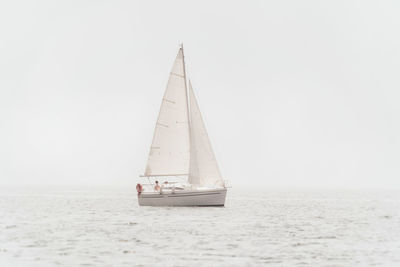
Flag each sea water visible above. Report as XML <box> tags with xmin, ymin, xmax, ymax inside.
<box><xmin>0</xmin><ymin>186</ymin><xmax>399</xmax><ymax>266</ymax></box>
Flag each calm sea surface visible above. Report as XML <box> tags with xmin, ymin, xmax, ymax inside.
<box><xmin>0</xmin><ymin>186</ymin><xmax>399</xmax><ymax>266</ymax></box>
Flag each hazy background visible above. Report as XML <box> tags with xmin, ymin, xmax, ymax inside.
<box><xmin>0</xmin><ymin>0</ymin><xmax>399</xmax><ymax>188</ymax></box>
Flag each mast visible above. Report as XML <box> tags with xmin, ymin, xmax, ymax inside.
<box><xmin>181</xmin><ymin>43</ymin><xmax>191</xmax><ymax>128</ymax></box>
<box><xmin>181</xmin><ymin>44</ymin><xmax>192</xmax><ymax>182</ymax></box>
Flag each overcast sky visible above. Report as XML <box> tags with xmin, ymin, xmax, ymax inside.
<box><xmin>0</xmin><ymin>0</ymin><xmax>399</xmax><ymax>188</ymax></box>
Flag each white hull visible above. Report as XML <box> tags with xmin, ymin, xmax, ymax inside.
<box><xmin>138</xmin><ymin>188</ymin><xmax>227</xmax><ymax>207</ymax></box>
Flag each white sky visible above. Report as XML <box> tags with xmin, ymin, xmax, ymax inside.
<box><xmin>0</xmin><ymin>0</ymin><xmax>399</xmax><ymax>188</ymax></box>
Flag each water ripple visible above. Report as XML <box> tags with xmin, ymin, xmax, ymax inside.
<box><xmin>0</xmin><ymin>187</ymin><xmax>399</xmax><ymax>266</ymax></box>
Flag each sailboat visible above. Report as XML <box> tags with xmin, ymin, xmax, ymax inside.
<box><xmin>137</xmin><ymin>45</ymin><xmax>227</xmax><ymax>206</ymax></box>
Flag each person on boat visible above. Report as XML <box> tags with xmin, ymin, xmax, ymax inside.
<box><xmin>154</xmin><ymin>181</ymin><xmax>161</xmax><ymax>191</ymax></box>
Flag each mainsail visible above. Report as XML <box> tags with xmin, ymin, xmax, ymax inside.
<box><xmin>144</xmin><ymin>48</ymin><xmax>190</xmax><ymax>176</ymax></box>
<box><xmin>188</xmin><ymin>82</ymin><xmax>224</xmax><ymax>187</ymax></box>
